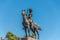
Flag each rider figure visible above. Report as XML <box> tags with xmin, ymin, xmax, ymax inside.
<box><xmin>28</xmin><ymin>8</ymin><xmax>34</xmax><ymax>29</ymax></box>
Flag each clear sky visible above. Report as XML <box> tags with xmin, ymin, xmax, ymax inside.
<box><xmin>0</xmin><ymin>0</ymin><xmax>60</xmax><ymax>40</ymax></box>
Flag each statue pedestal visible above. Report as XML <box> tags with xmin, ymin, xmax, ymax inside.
<box><xmin>20</xmin><ymin>37</ymin><xmax>36</xmax><ymax>40</ymax></box>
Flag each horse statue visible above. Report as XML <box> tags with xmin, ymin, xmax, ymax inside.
<box><xmin>21</xmin><ymin>10</ymin><xmax>30</xmax><ymax>37</ymax></box>
<box><xmin>21</xmin><ymin>9</ymin><xmax>42</xmax><ymax>39</ymax></box>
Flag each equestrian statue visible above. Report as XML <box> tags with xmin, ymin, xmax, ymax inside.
<box><xmin>21</xmin><ymin>8</ymin><xmax>42</xmax><ymax>40</ymax></box>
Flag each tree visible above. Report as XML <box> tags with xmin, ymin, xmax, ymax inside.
<box><xmin>30</xmin><ymin>33</ymin><xmax>35</xmax><ymax>38</ymax></box>
<box><xmin>6</xmin><ymin>32</ymin><xmax>20</xmax><ymax>40</ymax></box>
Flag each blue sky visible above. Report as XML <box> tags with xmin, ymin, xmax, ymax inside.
<box><xmin>0</xmin><ymin>0</ymin><xmax>60</xmax><ymax>40</ymax></box>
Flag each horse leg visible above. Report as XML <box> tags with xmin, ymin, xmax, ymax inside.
<box><xmin>28</xmin><ymin>28</ymin><xmax>30</xmax><ymax>36</ymax></box>
<box><xmin>27</xmin><ymin>23</ymin><xmax>30</xmax><ymax>37</ymax></box>
<box><xmin>24</xmin><ymin>28</ymin><xmax>27</xmax><ymax>37</ymax></box>
<box><xmin>33</xmin><ymin>31</ymin><xmax>36</xmax><ymax>39</ymax></box>
<box><xmin>36</xmin><ymin>30</ymin><xmax>39</xmax><ymax>39</ymax></box>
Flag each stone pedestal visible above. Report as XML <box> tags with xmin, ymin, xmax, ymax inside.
<box><xmin>20</xmin><ymin>37</ymin><xmax>36</xmax><ymax>40</ymax></box>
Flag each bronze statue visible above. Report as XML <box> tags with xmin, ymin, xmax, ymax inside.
<box><xmin>21</xmin><ymin>8</ymin><xmax>42</xmax><ymax>39</ymax></box>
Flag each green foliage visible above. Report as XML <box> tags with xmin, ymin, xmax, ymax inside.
<box><xmin>30</xmin><ymin>33</ymin><xmax>35</xmax><ymax>38</ymax></box>
<box><xmin>6</xmin><ymin>32</ymin><xmax>20</xmax><ymax>40</ymax></box>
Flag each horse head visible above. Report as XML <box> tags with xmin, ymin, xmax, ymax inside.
<box><xmin>22</xmin><ymin>10</ymin><xmax>26</xmax><ymax>16</ymax></box>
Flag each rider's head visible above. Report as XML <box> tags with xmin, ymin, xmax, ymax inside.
<box><xmin>28</xmin><ymin>8</ymin><xmax>32</xmax><ymax>17</ymax></box>
<box><xmin>29</xmin><ymin>8</ymin><xmax>32</xmax><ymax>13</ymax></box>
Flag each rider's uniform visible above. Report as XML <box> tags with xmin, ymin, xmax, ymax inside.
<box><xmin>28</xmin><ymin>13</ymin><xmax>34</xmax><ymax>30</ymax></box>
